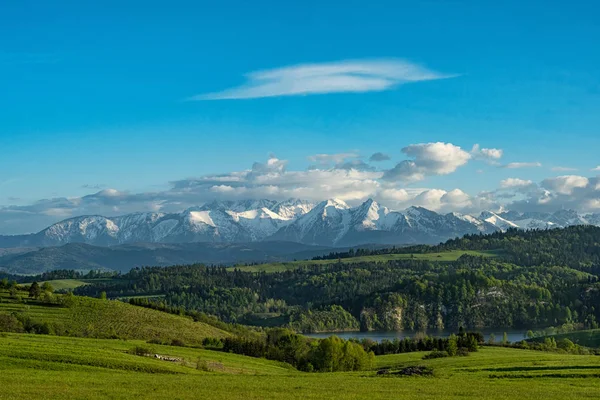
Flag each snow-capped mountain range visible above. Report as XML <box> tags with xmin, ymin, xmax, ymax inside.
<box><xmin>2</xmin><ymin>198</ymin><xmax>599</xmax><ymax>248</ymax></box>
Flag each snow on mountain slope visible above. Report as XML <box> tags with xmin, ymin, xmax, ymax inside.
<box><xmin>269</xmin><ymin>199</ymin><xmax>353</xmax><ymax>245</ymax></box>
<box><xmin>480</xmin><ymin>211</ymin><xmax>520</xmax><ymax>230</ymax></box>
<box><xmin>31</xmin><ymin>199</ymin><xmax>315</xmax><ymax>246</ymax></box>
<box><xmin>351</xmin><ymin>199</ymin><xmax>400</xmax><ymax>231</ymax></box>
<box><xmin>498</xmin><ymin>210</ymin><xmax>593</xmax><ymax>230</ymax></box>
<box><xmin>38</xmin><ymin>215</ymin><xmax>121</xmax><ymax>246</ymax></box>
<box><xmin>269</xmin><ymin>201</ymin><xmax>500</xmax><ymax>246</ymax></box>
<box><xmin>549</xmin><ymin>209</ymin><xmax>590</xmax><ymax>226</ymax></box>
<box><xmin>586</xmin><ymin>213</ymin><xmax>600</xmax><ymax>226</ymax></box>
<box><xmin>4</xmin><ymin>198</ymin><xmax>600</xmax><ymax>248</ymax></box>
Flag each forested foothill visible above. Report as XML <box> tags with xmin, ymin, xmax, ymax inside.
<box><xmin>71</xmin><ymin>226</ymin><xmax>600</xmax><ymax>335</ymax></box>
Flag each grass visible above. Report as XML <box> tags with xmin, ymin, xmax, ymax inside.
<box><xmin>0</xmin><ymin>333</ymin><xmax>294</xmax><ymax>376</ymax></box>
<box><xmin>0</xmin><ymin>290</ymin><xmax>228</xmax><ymax>344</ymax></box>
<box><xmin>18</xmin><ymin>277</ymin><xmax>123</xmax><ymax>292</ymax></box>
<box><xmin>19</xmin><ymin>279</ymin><xmax>90</xmax><ymax>291</ymax></box>
<box><xmin>0</xmin><ymin>334</ymin><xmax>599</xmax><ymax>399</ymax></box>
<box><xmin>229</xmin><ymin>250</ymin><xmax>499</xmax><ymax>273</ymax></box>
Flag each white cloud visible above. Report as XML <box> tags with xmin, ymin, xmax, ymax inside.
<box><xmin>592</xmin><ymin>166</ymin><xmax>600</xmax><ymax>172</ymax></box>
<box><xmin>378</xmin><ymin>187</ymin><xmax>493</xmax><ymax>214</ymax></box>
<box><xmin>471</xmin><ymin>144</ymin><xmax>503</xmax><ymax>164</ymax></box>
<box><xmin>541</xmin><ymin>175</ymin><xmax>589</xmax><ymax>195</ymax></box>
<box><xmin>190</xmin><ymin>59</ymin><xmax>456</xmax><ymax>100</ymax></box>
<box><xmin>249</xmin><ymin>156</ymin><xmax>288</xmax><ymax>177</ymax></box>
<box><xmin>502</xmin><ymin>162</ymin><xmax>542</xmax><ymax>169</ymax></box>
<box><xmin>2</xmin><ymin>149</ymin><xmax>599</xmax><ymax>235</ymax></box>
<box><xmin>383</xmin><ymin>142</ymin><xmax>471</xmax><ymax>182</ymax></box>
<box><xmin>500</xmin><ymin>178</ymin><xmax>534</xmax><ymax>189</ymax></box>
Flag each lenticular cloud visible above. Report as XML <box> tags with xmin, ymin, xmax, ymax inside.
<box><xmin>190</xmin><ymin>59</ymin><xmax>456</xmax><ymax>100</ymax></box>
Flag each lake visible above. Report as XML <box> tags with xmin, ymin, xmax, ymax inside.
<box><xmin>306</xmin><ymin>329</ymin><xmax>531</xmax><ymax>344</ymax></box>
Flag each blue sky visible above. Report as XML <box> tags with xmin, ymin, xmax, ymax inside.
<box><xmin>1</xmin><ymin>1</ymin><xmax>599</xmax><ymax>234</ymax></box>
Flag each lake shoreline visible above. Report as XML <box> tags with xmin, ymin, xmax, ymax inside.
<box><xmin>305</xmin><ymin>329</ymin><xmax>533</xmax><ymax>343</ymax></box>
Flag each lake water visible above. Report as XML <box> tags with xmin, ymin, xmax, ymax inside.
<box><xmin>306</xmin><ymin>329</ymin><xmax>530</xmax><ymax>344</ymax></box>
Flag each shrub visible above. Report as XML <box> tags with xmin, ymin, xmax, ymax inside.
<box><xmin>422</xmin><ymin>350</ymin><xmax>449</xmax><ymax>360</ymax></box>
<box><xmin>170</xmin><ymin>338</ymin><xmax>186</xmax><ymax>347</ymax></box>
<box><xmin>457</xmin><ymin>347</ymin><xmax>470</xmax><ymax>357</ymax></box>
<box><xmin>196</xmin><ymin>358</ymin><xmax>211</xmax><ymax>371</ymax></box>
<box><xmin>147</xmin><ymin>338</ymin><xmax>167</xmax><ymax>345</ymax></box>
<box><xmin>393</xmin><ymin>366</ymin><xmax>434</xmax><ymax>377</ymax></box>
<box><xmin>0</xmin><ymin>314</ymin><xmax>25</xmax><ymax>333</ymax></box>
<box><xmin>467</xmin><ymin>335</ymin><xmax>479</xmax><ymax>352</ymax></box>
<box><xmin>202</xmin><ymin>337</ymin><xmax>223</xmax><ymax>349</ymax></box>
<box><xmin>446</xmin><ymin>334</ymin><xmax>458</xmax><ymax>356</ymax></box>
<box><xmin>129</xmin><ymin>345</ymin><xmax>154</xmax><ymax>356</ymax></box>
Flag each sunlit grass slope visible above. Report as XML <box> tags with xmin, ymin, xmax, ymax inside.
<box><xmin>230</xmin><ymin>250</ymin><xmax>498</xmax><ymax>273</ymax></box>
<box><xmin>1</xmin><ymin>333</ymin><xmax>600</xmax><ymax>399</ymax></box>
<box><xmin>20</xmin><ymin>279</ymin><xmax>90</xmax><ymax>291</ymax></box>
<box><xmin>0</xmin><ymin>291</ymin><xmax>228</xmax><ymax>344</ymax></box>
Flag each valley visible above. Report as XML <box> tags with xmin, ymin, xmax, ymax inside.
<box><xmin>2</xmin><ymin>226</ymin><xmax>600</xmax><ymax>399</ymax></box>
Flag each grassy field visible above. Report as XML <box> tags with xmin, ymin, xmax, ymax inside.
<box><xmin>0</xmin><ymin>333</ymin><xmax>599</xmax><ymax>399</ymax></box>
<box><xmin>21</xmin><ymin>279</ymin><xmax>90</xmax><ymax>291</ymax></box>
<box><xmin>0</xmin><ymin>291</ymin><xmax>228</xmax><ymax>344</ymax></box>
<box><xmin>19</xmin><ymin>278</ymin><xmax>121</xmax><ymax>292</ymax></box>
<box><xmin>229</xmin><ymin>250</ymin><xmax>499</xmax><ymax>273</ymax></box>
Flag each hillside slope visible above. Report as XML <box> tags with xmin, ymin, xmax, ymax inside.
<box><xmin>1</xmin><ymin>334</ymin><xmax>600</xmax><ymax>399</ymax></box>
<box><xmin>0</xmin><ymin>290</ymin><xmax>228</xmax><ymax>344</ymax></box>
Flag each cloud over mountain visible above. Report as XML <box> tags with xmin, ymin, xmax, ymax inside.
<box><xmin>383</xmin><ymin>142</ymin><xmax>472</xmax><ymax>182</ymax></box>
<box><xmin>1</xmin><ymin>142</ymin><xmax>598</xmax><ymax>235</ymax></box>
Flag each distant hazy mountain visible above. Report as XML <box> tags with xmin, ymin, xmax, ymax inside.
<box><xmin>0</xmin><ymin>241</ymin><xmax>335</xmax><ymax>275</ymax></box>
<box><xmin>1</xmin><ymin>198</ymin><xmax>599</xmax><ymax>249</ymax></box>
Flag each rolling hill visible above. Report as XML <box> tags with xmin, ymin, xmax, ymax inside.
<box><xmin>0</xmin><ymin>289</ymin><xmax>228</xmax><ymax>344</ymax></box>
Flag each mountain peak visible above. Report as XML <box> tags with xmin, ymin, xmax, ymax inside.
<box><xmin>360</xmin><ymin>198</ymin><xmax>376</xmax><ymax>207</ymax></box>
<box><xmin>322</xmin><ymin>198</ymin><xmax>350</xmax><ymax>209</ymax></box>
<box><xmin>2</xmin><ymin>199</ymin><xmax>599</xmax><ymax>249</ymax></box>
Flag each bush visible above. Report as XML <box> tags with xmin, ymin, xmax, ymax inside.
<box><xmin>147</xmin><ymin>338</ymin><xmax>167</xmax><ymax>345</ymax></box>
<box><xmin>129</xmin><ymin>345</ymin><xmax>154</xmax><ymax>356</ymax></box>
<box><xmin>457</xmin><ymin>347</ymin><xmax>470</xmax><ymax>357</ymax></box>
<box><xmin>170</xmin><ymin>338</ymin><xmax>186</xmax><ymax>347</ymax></box>
<box><xmin>446</xmin><ymin>334</ymin><xmax>458</xmax><ymax>356</ymax></box>
<box><xmin>393</xmin><ymin>366</ymin><xmax>434</xmax><ymax>377</ymax></box>
<box><xmin>196</xmin><ymin>358</ymin><xmax>211</xmax><ymax>371</ymax></box>
<box><xmin>202</xmin><ymin>337</ymin><xmax>223</xmax><ymax>349</ymax></box>
<box><xmin>422</xmin><ymin>350</ymin><xmax>449</xmax><ymax>360</ymax></box>
<box><xmin>31</xmin><ymin>322</ymin><xmax>53</xmax><ymax>335</ymax></box>
<box><xmin>0</xmin><ymin>314</ymin><xmax>25</xmax><ymax>333</ymax></box>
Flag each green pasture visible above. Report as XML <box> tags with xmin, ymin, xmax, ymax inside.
<box><xmin>229</xmin><ymin>250</ymin><xmax>499</xmax><ymax>273</ymax></box>
<box><xmin>0</xmin><ymin>290</ymin><xmax>228</xmax><ymax>344</ymax></box>
<box><xmin>0</xmin><ymin>333</ymin><xmax>599</xmax><ymax>399</ymax></box>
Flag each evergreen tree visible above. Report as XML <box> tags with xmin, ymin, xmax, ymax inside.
<box><xmin>28</xmin><ymin>282</ymin><xmax>41</xmax><ymax>299</ymax></box>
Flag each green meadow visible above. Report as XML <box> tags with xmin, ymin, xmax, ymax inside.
<box><xmin>1</xmin><ymin>333</ymin><xmax>599</xmax><ymax>399</ymax></box>
<box><xmin>229</xmin><ymin>250</ymin><xmax>497</xmax><ymax>273</ymax></box>
<box><xmin>20</xmin><ymin>279</ymin><xmax>90</xmax><ymax>291</ymax></box>
<box><xmin>0</xmin><ymin>290</ymin><xmax>228</xmax><ymax>344</ymax></box>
